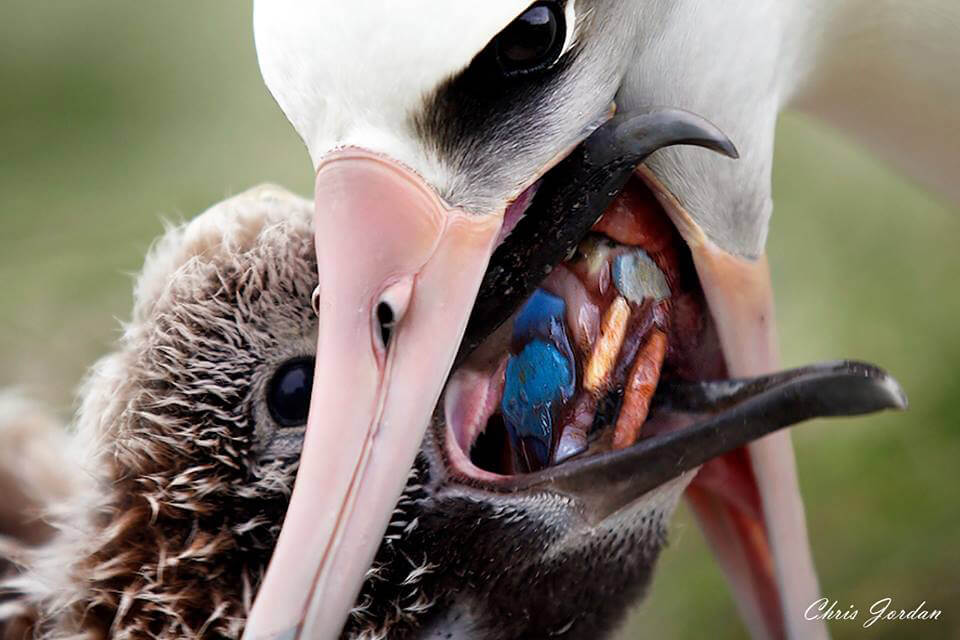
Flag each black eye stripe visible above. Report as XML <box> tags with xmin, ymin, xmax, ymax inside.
<box><xmin>411</xmin><ymin>2</ymin><xmax>580</xmax><ymax>206</ymax></box>
<box><xmin>266</xmin><ymin>357</ymin><xmax>314</xmax><ymax>428</ymax></box>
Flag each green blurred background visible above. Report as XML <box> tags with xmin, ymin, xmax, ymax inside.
<box><xmin>1</xmin><ymin>4</ymin><xmax>957</xmax><ymax>639</ymax></box>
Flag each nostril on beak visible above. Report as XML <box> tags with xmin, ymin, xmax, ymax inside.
<box><xmin>311</xmin><ymin>286</ymin><xmax>321</xmax><ymax>317</ymax></box>
<box><xmin>376</xmin><ymin>301</ymin><xmax>395</xmax><ymax>349</ymax></box>
<box><xmin>375</xmin><ymin>277</ymin><xmax>414</xmax><ymax>354</ymax></box>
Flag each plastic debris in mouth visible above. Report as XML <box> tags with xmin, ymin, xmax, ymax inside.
<box><xmin>612</xmin><ymin>249</ymin><xmax>670</xmax><ymax>303</ymax></box>
<box><xmin>452</xmin><ymin>175</ymin><xmax>728</xmax><ymax>478</ymax></box>
<box><xmin>501</xmin><ymin>290</ymin><xmax>576</xmax><ymax>472</ymax></box>
<box><xmin>475</xmin><ymin>228</ymin><xmax>679</xmax><ymax>474</ymax></box>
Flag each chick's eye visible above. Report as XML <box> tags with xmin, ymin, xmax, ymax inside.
<box><xmin>494</xmin><ymin>2</ymin><xmax>566</xmax><ymax>76</ymax></box>
<box><xmin>267</xmin><ymin>358</ymin><xmax>314</xmax><ymax>427</ymax></box>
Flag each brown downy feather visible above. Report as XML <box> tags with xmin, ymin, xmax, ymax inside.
<box><xmin>0</xmin><ymin>392</ymin><xmax>77</xmax><ymax>552</ymax></box>
<box><xmin>0</xmin><ymin>184</ymin><xmax>678</xmax><ymax>640</ymax></box>
<box><xmin>0</xmin><ymin>392</ymin><xmax>82</xmax><ymax>638</ymax></box>
<box><xmin>0</xmin><ymin>185</ymin><xmax>317</xmax><ymax>639</ymax></box>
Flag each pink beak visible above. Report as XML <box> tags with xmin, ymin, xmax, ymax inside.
<box><xmin>643</xmin><ymin>166</ymin><xmax>829</xmax><ymax>639</ymax></box>
<box><xmin>243</xmin><ymin>150</ymin><xmax>501</xmax><ymax>639</ymax></box>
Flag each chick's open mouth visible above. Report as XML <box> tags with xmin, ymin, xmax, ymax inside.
<box><xmin>445</xmin><ymin>174</ymin><xmax>725</xmax><ymax>479</ymax></box>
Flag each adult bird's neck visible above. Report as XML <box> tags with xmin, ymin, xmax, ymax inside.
<box><xmin>788</xmin><ymin>0</ymin><xmax>960</xmax><ymax>204</ymax></box>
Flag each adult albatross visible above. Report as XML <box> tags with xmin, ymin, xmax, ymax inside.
<box><xmin>246</xmin><ymin>1</ymin><xmax>957</xmax><ymax>639</ymax></box>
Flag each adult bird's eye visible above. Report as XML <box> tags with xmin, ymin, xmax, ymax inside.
<box><xmin>494</xmin><ymin>2</ymin><xmax>566</xmax><ymax>77</ymax></box>
<box><xmin>267</xmin><ymin>357</ymin><xmax>315</xmax><ymax>427</ymax></box>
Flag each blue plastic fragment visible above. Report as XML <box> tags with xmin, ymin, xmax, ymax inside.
<box><xmin>512</xmin><ymin>288</ymin><xmax>568</xmax><ymax>349</ymax></box>
<box><xmin>501</xmin><ymin>339</ymin><xmax>575</xmax><ymax>471</ymax></box>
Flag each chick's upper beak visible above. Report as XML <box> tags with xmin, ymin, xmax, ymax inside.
<box><xmin>244</xmin><ymin>149</ymin><xmax>501</xmax><ymax>639</ymax></box>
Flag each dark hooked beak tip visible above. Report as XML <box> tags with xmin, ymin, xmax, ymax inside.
<box><xmin>655</xmin><ymin>359</ymin><xmax>908</xmax><ymax>416</ymax></box>
<box><xmin>606</xmin><ymin>108</ymin><xmax>740</xmax><ymax>163</ymax></box>
<box><xmin>505</xmin><ymin>360</ymin><xmax>906</xmax><ymax>517</ymax></box>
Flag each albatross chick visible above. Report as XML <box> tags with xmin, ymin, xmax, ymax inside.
<box><xmin>0</xmin><ymin>184</ymin><xmax>905</xmax><ymax>640</ymax></box>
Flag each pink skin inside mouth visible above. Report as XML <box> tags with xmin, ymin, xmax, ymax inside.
<box><xmin>496</xmin><ymin>179</ymin><xmax>542</xmax><ymax>246</ymax></box>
